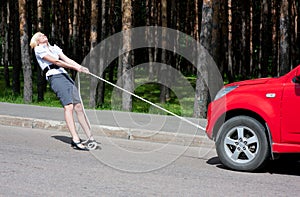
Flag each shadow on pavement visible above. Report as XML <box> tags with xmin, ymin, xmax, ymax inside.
<box><xmin>206</xmin><ymin>155</ymin><xmax>300</xmax><ymax>176</ymax></box>
<box><xmin>266</xmin><ymin>154</ymin><xmax>300</xmax><ymax>176</ymax></box>
<box><xmin>51</xmin><ymin>135</ymin><xmax>72</xmax><ymax>145</ymax></box>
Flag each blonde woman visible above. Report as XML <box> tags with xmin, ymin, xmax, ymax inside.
<box><xmin>30</xmin><ymin>32</ymin><xmax>96</xmax><ymax>151</ymax></box>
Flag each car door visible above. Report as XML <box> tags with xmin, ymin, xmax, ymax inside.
<box><xmin>281</xmin><ymin>68</ymin><xmax>300</xmax><ymax>144</ymax></box>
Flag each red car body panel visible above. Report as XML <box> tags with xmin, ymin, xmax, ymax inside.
<box><xmin>206</xmin><ymin>65</ymin><xmax>300</xmax><ymax>153</ymax></box>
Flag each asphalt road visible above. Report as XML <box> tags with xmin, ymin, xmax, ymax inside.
<box><xmin>1</xmin><ymin>125</ymin><xmax>300</xmax><ymax>196</ymax></box>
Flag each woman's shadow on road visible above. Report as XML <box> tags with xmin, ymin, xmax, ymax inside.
<box><xmin>51</xmin><ymin>135</ymin><xmax>72</xmax><ymax>145</ymax></box>
<box><xmin>207</xmin><ymin>155</ymin><xmax>300</xmax><ymax>176</ymax></box>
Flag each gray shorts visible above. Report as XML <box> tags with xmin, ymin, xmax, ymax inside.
<box><xmin>48</xmin><ymin>73</ymin><xmax>81</xmax><ymax>107</ymax></box>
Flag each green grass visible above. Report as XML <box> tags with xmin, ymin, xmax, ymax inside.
<box><xmin>0</xmin><ymin>66</ymin><xmax>62</xmax><ymax>107</ymax></box>
<box><xmin>0</xmin><ymin>83</ymin><xmax>61</xmax><ymax>107</ymax></box>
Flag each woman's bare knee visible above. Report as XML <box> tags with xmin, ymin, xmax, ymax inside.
<box><xmin>74</xmin><ymin>103</ymin><xmax>83</xmax><ymax>113</ymax></box>
<box><xmin>64</xmin><ymin>104</ymin><xmax>74</xmax><ymax>112</ymax></box>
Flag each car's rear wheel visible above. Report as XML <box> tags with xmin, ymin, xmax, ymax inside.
<box><xmin>216</xmin><ymin>116</ymin><xmax>270</xmax><ymax>171</ymax></box>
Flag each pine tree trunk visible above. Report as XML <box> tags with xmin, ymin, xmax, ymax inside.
<box><xmin>37</xmin><ymin>0</ymin><xmax>42</xmax><ymax>30</ymax></box>
<box><xmin>2</xmin><ymin>0</ymin><xmax>10</xmax><ymax>87</ymax></box>
<box><xmin>241</xmin><ymin>0</ymin><xmax>250</xmax><ymax>78</ymax></box>
<box><xmin>96</xmin><ymin>0</ymin><xmax>106</xmax><ymax>106</ymax></box>
<box><xmin>185</xmin><ymin>0</ymin><xmax>191</xmax><ymax>34</ymax></box>
<box><xmin>271</xmin><ymin>0</ymin><xmax>279</xmax><ymax>76</ymax></box>
<box><xmin>219</xmin><ymin>0</ymin><xmax>228</xmax><ymax>78</ymax></box>
<box><xmin>121</xmin><ymin>0</ymin><xmax>133</xmax><ymax>111</ymax></box>
<box><xmin>51</xmin><ymin>0</ymin><xmax>56</xmax><ymax>41</ymax></box>
<box><xmin>251</xmin><ymin>0</ymin><xmax>261</xmax><ymax>78</ymax></box>
<box><xmin>12</xmin><ymin>0</ymin><xmax>21</xmax><ymax>96</ymax></box>
<box><xmin>153</xmin><ymin>0</ymin><xmax>159</xmax><ymax>73</ymax></box>
<box><xmin>279</xmin><ymin>0</ymin><xmax>290</xmax><ymax>75</ymax></box>
<box><xmin>36</xmin><ymin>0</ymin><xmax>46</xmax><ymax>101</ymax></box>
<box><xmin>193</xmin><ymin>0</ymin><xmax>213</xmax><ymax>118</ymax></box>
<box><xmin>261</xmin><ymin>0</ymin><xmax>272</xmax><ymax>77</ymax></box>
<box><xmin>290</xmin><ymin>0</ymin><xmax>298</xmax><ymax>68</ymax></box>
<box><xmin>43</xmin><ymin>0</ymin><xmax>51</xmax><ymax>37</ymax></box>
<box><xmin>194</xmin><ymin>0</ymin><xmax>200</xmax><ymax>42</ymax></box>
<box><xmin>146</xmin><ymin>0</ymin><xmax>154</xmax><ymax>80</ymax></box>
<box><xmin>73</xmin><ymin>0</ymin><xmax>79</xmax><ymax>58</ymax></box>
<box><xmin>227</xmin><ymin>0</ymin><xmax>233</xmax><ymax>82</ymax></box>
<box><xmin>175</xmin><ymin>0</ymin><xmax>181</xmax><ymax>70</ymax></box>
<box><xmin>19</xmin><ymin>0</ymin><xmax>32</xmax><ymax>103</ymax></box>
<box><xmin>232</xmin><ymin>1</ymin><xmax>242</xmax><ymax>77</ymax></box>
<box><xmin>89</xmin><ymin>0</ymin><xmax>99</xmax><ymax>108</ymax></box>
<box><xmin>108</xmin><ymin>0</ymin><xmax>116</xmax><ymax>83</ymax></box>
<box><xmin>211</xmin><ymin>0</ymin><xmax>220</xmax><ymax>68</ymax></box>
<box><xmin>159</xmin><ymin>0</ymin><xmax>168</xmax><ymax>104</ymax></box>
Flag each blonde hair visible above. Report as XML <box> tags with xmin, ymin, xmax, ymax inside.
<box><xmin>30</xmin><ymin>32</ymin><xmax>43</xmax><ymax>49</ymax></box>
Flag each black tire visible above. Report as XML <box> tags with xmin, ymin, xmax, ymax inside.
<box><xmin>216</xmin><ymin>116</ymin><xmax>270</xmax><ymax>171</ymax></box>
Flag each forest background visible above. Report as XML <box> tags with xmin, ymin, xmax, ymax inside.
<box><xmin>0</xmin><ymin>0</ymin><xmax>299</xmax><ymax>118</ymax></box>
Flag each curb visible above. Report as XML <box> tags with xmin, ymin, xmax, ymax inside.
<box><xmin>0</xmin><ymin>115</ymin><xmax>214</xmax><ymax>148</ymax></box>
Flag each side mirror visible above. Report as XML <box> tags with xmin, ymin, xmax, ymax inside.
<box><xmin>293</xmin><ymin>76</ymin><xmax>300</xmax><ymax>83</ymax></box>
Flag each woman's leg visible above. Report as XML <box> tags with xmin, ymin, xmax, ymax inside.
<box><xmin>74</xmin><ymin>103</ymin><xmax>94</xmax><ymax>140</ymax></box>
<box><xmin>64</xmin><ymin>103</ymin><xmax>81</xmax><ymax>142</ymax></box>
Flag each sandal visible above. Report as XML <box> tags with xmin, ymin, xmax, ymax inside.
<box><xmin>71</xmin><ymin>140</ymin><xmax>88</xmax><ymax>151</ymax></box>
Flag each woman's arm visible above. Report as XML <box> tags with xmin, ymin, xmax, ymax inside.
<box><xmin>59</xmin><ymin>53</ymin><xmax>81</xmax><ymax>68</ymax></box>
<box><xmin>42</xmin><ymin>54</ymin><xmax>89</xmax><ymax>74</ymax></box>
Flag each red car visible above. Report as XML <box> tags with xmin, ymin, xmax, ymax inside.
<box><xmin>206</xmin><ymin>65</ymin><xmax>300</xmax><ymax>171</ymax></box>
